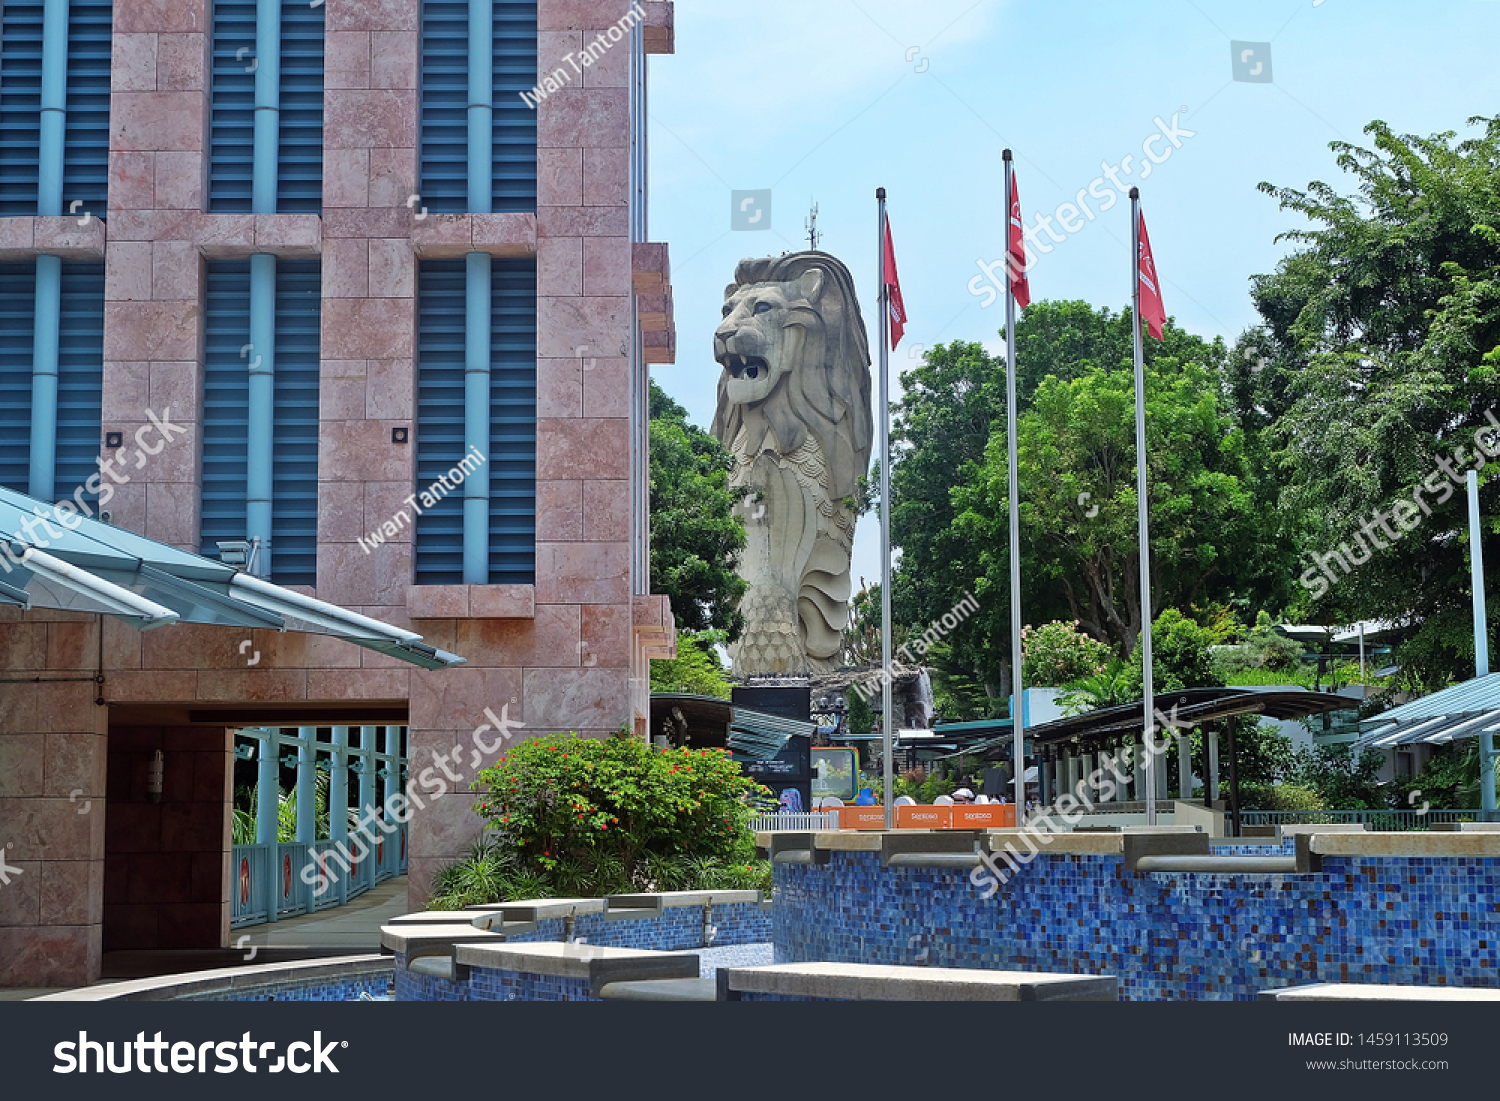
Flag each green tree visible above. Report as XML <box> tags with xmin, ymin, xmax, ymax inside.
<box><xmin>889</xmin><ymin>342</ymin><xmax>1008</xmax><ymax>690</ymax></box>
<box><xmin>955</xmin><ymin>312</ymin><xmax>1280</xmax><ymax>656</ymax></box>
<box><xmin>1249</xmin><ymin>117</ymin><xmax>1500</xmax><ymax>687</ymax></box>
<box><xmin>649</xmin><ymin>629</ymin><xmax>732</xmax><ymax>699</ymax></box>
<box><xmin>649</xmin><ymin>382</ymin><xmax>747</xmax><ymax>639</ymax></box>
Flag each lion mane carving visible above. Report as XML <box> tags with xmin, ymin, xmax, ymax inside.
<box><xmin>711</xmin><ymin>250</ymin><xmax>873</xmax><ymax>675</ymax></box>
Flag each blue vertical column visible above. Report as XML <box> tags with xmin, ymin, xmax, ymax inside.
<box><xmin>246</xmin><ymin>0</ymin><xmax>281</xmax><ymax>576</ymax></box>
<box><xmin>330</xmin><ymin>726</ymin><xmax>349</xmax><ymax>904</ymax></box>
<box><xmin>295</xmin><ymin>726</ymin><xmax>317</xmax><ymax>909</ymax></box>
<box><xmin>255</xmin><ymin>728</ymin><xmax>281</xmax><ymax>922</ymax></box>
<box><xmin>28</xmin><ymin>0</ymin><xmax>70</xmax><ymax>501</ymax></box>
<box><xmin>382</xmin><ymin>725</ymin><xmax>400</xmax><ymax>875</ymax></box>
<box><xmin>462</xmin><ymin>0</ymin><xmax>493</xmax><ymax>584</ymax></box>
<box><xmin>359</xmin><ymin>726</ymin><xmax>378</xmax><ymax>890</ymax></box>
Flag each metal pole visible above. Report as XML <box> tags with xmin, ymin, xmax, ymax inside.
<box><xmin>29</xmin><ymin>0</ymin><xmax>68</xmax><ymax>502</ymax></box>
<box><xmin>1358</xmin><ymin>622</ymin><xmax>1366</xmax><ymax>683</ymax></box>
<box><xmin>1468</xmin><ymin>470</ymin><xmax>1496</xmax><ymax>818</ymax></box>
<box><xmin>877</xmin><ymin>187</ymin><xmax>894</xmax><ymax>828</ymax></box>
<box><xmin>463</xmin><ymin>0</ymin><xmax>495</xmax><ymax>584</ymax></box>
<box><xmin>1129</xmin><ymin>187</ymin><xmax>1158</xmax><ymax>826</ymax></box>
<box><xmin>1003</xmin><ymin>150</ymin><xmax>1027</xmax><ymax>811</ymax></box>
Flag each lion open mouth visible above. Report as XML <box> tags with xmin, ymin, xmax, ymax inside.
<box><xmin>719</xmin><ymin>352</ymin><xmax>770</xmax><ymax>381</ymax></box>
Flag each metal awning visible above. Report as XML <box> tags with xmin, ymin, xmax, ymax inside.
<box><xmin>648</xmin><ymin>693</ymin><xmax>815</xmax><ymax>761</ymax></box>
<box><xmin>0</xmin><ymin>485</ymin><xmax>464</xmax><ymax>670</ymax></box>
<box><xmin>1354</xmin><ymin>673</ymin><xmax>1500</xmax><ymax>749</ymax></box>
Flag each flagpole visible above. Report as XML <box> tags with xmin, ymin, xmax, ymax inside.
<box><xmin>1130</xmin><ymin>185</ymin><xmax>1158</xmax><ymax>827</ymax></box>
<box><xmin>877</xmin><ymin>186</ymin><xmax>895</xmax><ymax>829</ymax></box>
<box><xmin>1003</xmin><ymin>150</ymin><xmax>1026</xmax><ymax>816</ymax></box>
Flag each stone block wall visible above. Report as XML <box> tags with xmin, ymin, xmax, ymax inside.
<box><xmin>0</xmin><ymin>0</ymin><xmax>677</xmax><ymax>988</ymax></box>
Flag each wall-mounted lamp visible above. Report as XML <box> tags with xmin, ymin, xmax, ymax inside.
<box><xmin>147</xmin><ymin>749</ymin><xmax>164</xmax><ymax>804</ymax></box>
<box><xmin>233</xmin><ymin>744</ymin><xmax>257</xmax><ymax>761</ymax></box>
<box><xmin>392</xmin><ymin>427</ymin><xmax>409</xmax><ymax>444</ymax></box>
<box><xmin>105</xmin><ymin>431</ymin><xmax>123</xmax><ymax>449</ymax></box>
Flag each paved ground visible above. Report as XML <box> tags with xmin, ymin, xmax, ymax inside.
<box><xmin>0</xmin><ymin>876</ymin><xmax>408</xmax><ymax>1001</ymax></box>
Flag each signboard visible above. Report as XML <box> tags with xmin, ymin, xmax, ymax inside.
<box><xmin>896</xmin><ymin>804</ymin><xmax>952</xmax><ymax>829</ymax></box>
<box><xmin>952</xmin><ymin>803</ymin><xmax>1016</xmax><ymax>829</ymax></box>
<box><xmin>810</xmin><ymin>747</ymin><xmax>858</xmax><ymax>801</ymax></box>
<box><xmin>838</xmin><ymin>806</ymin><xmax>887</xmax><ymax>829</ymax></box>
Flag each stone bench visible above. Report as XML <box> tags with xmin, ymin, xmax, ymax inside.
<box><xmin>454</xmin><ymin>941</ymin><xmax>700</xmax><ymax>1001</ymax></box>
<box><xmin>718</xmin><ymin>962</ymin><xmax>1117</xmax><ymax>1002</ymax></box>
<box><xmin>380</xmin><ymin>923</ymin><xmax>506</xmax><ymax>981</ymax></box>
<box><xmin>1261</xmin><ymin>982</ymin><xmax>1500</xmax><ymax>1002</ymax></box>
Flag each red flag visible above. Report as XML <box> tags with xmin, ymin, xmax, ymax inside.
<box><xmin>1136</xmin><ymin>210</ymin><xmax>1167</xmax><ymax>340</ymax></box>
<box><xmin>1007</xmin><ymin>174</ymin><xmax>1032</xmax><ymax>310</ymax></box>
<box><xmin>883</xmin><ymin>219</ymin><xmax>907</xmax><ymax>350</ymax></box>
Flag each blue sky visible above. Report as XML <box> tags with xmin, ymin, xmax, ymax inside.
<box><xmin>646</xmin><ymin>0</ymin><xmax>1500</xmax><ymax>593</ymax></box>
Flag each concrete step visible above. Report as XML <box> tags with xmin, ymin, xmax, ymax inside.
<box><xmin>596</xmin><ymin>977</ymin><xmax>718</xmax><ymax>1001</ymax></box>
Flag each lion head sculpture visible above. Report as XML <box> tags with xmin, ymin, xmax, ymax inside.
<box><xmin>711</xmin><ymin>251</ymin><xmax>873</xmax><ymax>675</ymax></box>
<box><xmin>712</xmin><ymin>251</ymin><xmax>873</xmax><ymax>501</ymax></box>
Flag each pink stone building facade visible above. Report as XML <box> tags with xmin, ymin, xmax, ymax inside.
<box><xmin>0</xmin><ymin>0</ymin><xmax>677</xmax><ymax>988</ymax></box>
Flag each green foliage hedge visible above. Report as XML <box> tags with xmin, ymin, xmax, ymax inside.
<box><xmin>429</xmin><ymin>731</ymin><xmax>772</xmax><ymax>909</ymax></box>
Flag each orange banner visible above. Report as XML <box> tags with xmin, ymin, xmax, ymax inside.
<box><xmin>896</xmin><ymin>804</ymin><xmax>953</xmax><ymax>829</ymax></box>
<box><xmin>838</xmin><ymin>806</ymin><xmax>888</xmax><ymax>829</ymax></box>
<box><xmin>951</xmin><ymin>803</ymin><xmax>1016</xmax><ymax>829</ymax></box>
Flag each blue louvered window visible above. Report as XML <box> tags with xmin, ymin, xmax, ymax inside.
<box><xmin>0</xmin><ymin>266</ymin><xmax>38</xmax><ymax>489</ymax></box>
<box><xmin>208</xmin><ymin>0</ymin><xmax>325</xmax><ymax>213</ymax></box>
<box><xmin>0</xmin><ymin>261</ymin><xmax>104</xmax><ymax>499</ymax></box>
<box><xmin>415</xmin><ymin>258</ymin><xmax>537</xmax><ymax>585</ymax></box>
<box><xmin>0</xmin><ymin>0</ymin><xmax>111</xmax><ymax>217</ymax></box>
<box><xmin>419</xmin><ymin>0</ymin><xmax>538</xmax><ymax>213</ymax></box>
<box><xmin>201</xmin><ymin>260</ymin><xmax>322</xmax><ymax>585</ymax></box>
<box><xmin>55</xmin><ymin>263</ymin><xmax>106</xmax><ymax>502</ymax></box>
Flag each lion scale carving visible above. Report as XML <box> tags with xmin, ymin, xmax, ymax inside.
<box><xmin>711</xmin><ymin>251</ymin><xmax>873</xmax><ymax>675</ymax></box>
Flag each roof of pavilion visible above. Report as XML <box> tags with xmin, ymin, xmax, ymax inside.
<box><xmin>962</xmin><ymin>687</ymin><xmax>1359</xmax><ymax>759</ymax></box>
<box><xmin>1354</xmin><ymin>672</ymin><xmax>1500</xmax><ymax>750</ymax></box>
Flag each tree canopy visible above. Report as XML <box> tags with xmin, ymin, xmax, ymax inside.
<box><xmin>648</xmin><ymin>382</ymin><xmax>747</xmax><ymax>639</ymax></box>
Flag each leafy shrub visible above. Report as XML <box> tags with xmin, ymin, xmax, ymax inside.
<box><xmin>1239</xmin><ymin>783</ymin><xmax>1326</xmax><ymax>812</ymax></box>
<box><xmin>1058</xmin><ymin>658</ymin><xmax>1134</xmax><ymax>716</ymax></box>
<box><xmin>428</xmin><ymin>731</ymin><xmax>772</xmax><ymax>908</ymax></box>
<box><xmin>1021</xmin><ymin>621</ymin><xmax>1111</xmax><ymax>687</ymax></box>
<box><xmin>1122</xmin><ymin>608</ymin><xmax>1224</xmax><ymax>695</ymax></box>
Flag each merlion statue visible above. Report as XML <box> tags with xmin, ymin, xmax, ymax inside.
<box><xmin>711</xmin><ymin>251</ymin><xmax>873</xmax><ymax>675</ymax></box>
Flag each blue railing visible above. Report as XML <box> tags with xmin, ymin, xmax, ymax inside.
<box><xmin>1240</xmin><ymin>809</ymin><xmax>1484</xmax><ymax>831</ymax></box>
<box><xmin>231</xmin><ymin>823</ymin><xmax>408</xmax><ymax>929</ymax></box>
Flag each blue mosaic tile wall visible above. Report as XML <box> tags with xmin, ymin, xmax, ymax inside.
<box><xmin>393</xmin><ymin>953</ymin><xmax>470</xmax><ymax>1002</ymax></box>
<box><xmin>469</xmin><ymin>968</ymin><xmax>596</xmax><ymax>1002</ymax></box>
<box><xmin>497</xmin><ymin>903</ymin><xmax>769</xmax><ymax>950</ymax></box>
<box><xmin>772</xmin><ymin>851</ymin><xmax>1500</xmax><ymax>1001</ymax></box>
<box><xmin>186</xmin><ymin>968</ymin><xmax>394</xmax><ymax>1002</ymax></box>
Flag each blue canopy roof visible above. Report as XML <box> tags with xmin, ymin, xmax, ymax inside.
<box><xmin>0</xmin><ymin>484</ymin><xmax>465</xmax><ymax>670</ymax></box>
